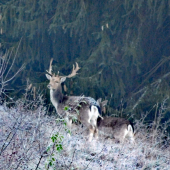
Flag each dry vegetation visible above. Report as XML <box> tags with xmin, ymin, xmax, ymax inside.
<box><xmin>0</xmin><ymin>92</ymin><xmax>170</xmax><ymax>170</ymax></box>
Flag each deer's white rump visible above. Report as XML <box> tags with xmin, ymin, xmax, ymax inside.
<box><xmin>97</xmin><ymin>98</ymin><xmax>135</xmax><ymax>143</ymax></box>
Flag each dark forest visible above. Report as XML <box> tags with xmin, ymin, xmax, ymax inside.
<box><xmin>1</xmin><ymin>0</ymin><xmax>170</xmax><ymax>127</ymax></box>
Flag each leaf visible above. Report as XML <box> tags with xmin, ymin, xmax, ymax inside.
<box><xmin>46</xmin><ymin>146</ymin><xmax>51</xmax><ymax>152</ymax></box>
<box><xmin>64</xmin><ymin>106</ymin><xmax>69</xmax><ymax>111</ymax></box>
<box><xmin>49</xmin><ymin>161</ymin><xmax>52</xmax><ymax>166</ymax></box>
<box><xmin>77</xmin><ymin>104</ymin><xmax>82</xmax><ymax>107</ymax></box>
<box><xmin>75</xmin><ymin>109</ymin><xmax>79</xmax><ymax>115</ymax></box>
<box><xmin>80</xmin><ymin>100</ymin><xmax>87</xmax><ymax>104</ymax></box>
<box><xmin>56</xmin><ymin>144</ymin><xmax>63</xmax><ymax>152</ymax></box>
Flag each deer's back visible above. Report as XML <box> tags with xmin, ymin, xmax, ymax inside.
<box><xmin>97</xmin><ymin>117</ymin><xmax>131</xmax><ymax>128</ymax></box>
<box><xmin>58</xmin><ymin>96</ymin><xmax>101</xmax><ymax>119</ymax></box>
<box><xmin>97</xmin><ymin>116</ymin><xmax>134</xmax><ymax>141</ymax></box>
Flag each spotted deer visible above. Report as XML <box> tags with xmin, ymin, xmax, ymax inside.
<box><xmin>97</xmin><ymin>98</ymin><xmax>135</xmax><ymax>143</ymax></box>
<box><xmin>45</xmin><ymin>59</ymin><xmax>102</xmax><ymax>141</ymax></box>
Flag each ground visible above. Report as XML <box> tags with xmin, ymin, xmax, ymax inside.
<box><xmin>0</xmin><ymin>103</ymin><xmax>170</xmax><ymax>170</ymax></box>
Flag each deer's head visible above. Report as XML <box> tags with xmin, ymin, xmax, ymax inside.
<box><xmin>97</xmin><ymin>98</ymin><xmax>108</xmax><ymax>114</ymax></box>
<box><xmin>46</xmin><ymin>74</ymin><xmax>66</xmax><ymax>90</ymax></box>
<box><xmin>45</xmin><ymin>58</ymin><xmax>80</xmax><ymax>90</ymax></box>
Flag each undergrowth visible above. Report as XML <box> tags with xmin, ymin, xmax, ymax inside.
<box><xmin>0</xmin><ymin>89</ymin><xmax>170</xmax><ymax>170</ymax></box>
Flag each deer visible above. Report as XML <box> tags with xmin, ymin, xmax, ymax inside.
<box><xmin>97</xmin><ymin>98</ymin><xmax>135</xmax><ymax>143</ymax></box>
<box><xmin>45</xmin><ymin>59</ymin><xmax>102</xmax><ymax>142</ymax></box>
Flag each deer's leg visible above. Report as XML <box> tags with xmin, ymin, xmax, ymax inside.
<box><xmin>94</xmin><ymin>128</ymin><xmax>98</xmax><ymax>139</ymax></box>
<box><xmin>64</xmin><ymin>115</ymin><xmax>72</xmax><ymax>138</ymax></box>
<box><xmin>88</xmin><ymin>126</ymin><xmax>95</xmax><ymax>142</ymax></box>
<box><xmin>90</xmin><ymin>118</ymin><xmax>98</xmax><ymax>139</ymax></box>
<box><xmin>127</xmin><ymin>125</ymin><xmax>135</xmax><ymax>144</ymax></box>
<box><xmin>81</xmin><ymin>118</ymin><xmax>95</xmax><ymax>142</ymax></box>
<box><xmin>89</xmin><ymin>105</ymin><xmax>100</xmax><ymax>140</ymax></box>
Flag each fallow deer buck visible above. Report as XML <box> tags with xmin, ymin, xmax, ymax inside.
<box><xmin>45</xmin><ymin>59</ymin><xmax>102</xmax><ymax>141</ymax></box>
<box><xmin>97</xmin><ymin>98</ymin><xmax>135</xmax><ymax>143</ymax></box>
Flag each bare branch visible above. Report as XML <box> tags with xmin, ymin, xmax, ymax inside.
<box><xmin>3</xmin><ymin>63</ymin><xmax>25</xmax><ymax>84</ymax></box>
<box><xmin>4</xmin><ymin>38</ymin><xmax>23</xmax><ymax>81</ymax></box>
<box><xmin>0</xmin><ymin>38</ymin><xmax>25</xmax><ymax>101</ymax></box>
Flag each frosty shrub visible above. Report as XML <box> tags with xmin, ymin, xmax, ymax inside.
<box><xmin>1</xmin><ymin>91</ymin><xmax>170</xmax><ymax>170</ymax></box>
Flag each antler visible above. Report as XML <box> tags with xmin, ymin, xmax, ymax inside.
<box><xmin>67</xmin><ymin>62</ymin><xmax>80</xmax><ymax>78</ymax></box>
<box><xmin>46</xmin><ymin>58</ymin><xmax>53</xmax><ymax>76</ymax></box>
<box><xmin>46</xmin><ymin>59</ymin><xmax>80</xmax><ymax>79</ymax></box>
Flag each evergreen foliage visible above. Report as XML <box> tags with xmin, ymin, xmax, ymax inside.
<box><xmin>1</xmin><ymin>0</ymin><xmax>170</xmax><ymax>122</ymax></box>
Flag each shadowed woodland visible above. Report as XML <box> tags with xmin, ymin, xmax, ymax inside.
<box><xmin>1</xmin><ymin>1</ymin><xmax>170</xmax><ymax>169</ymax></box>
<box><xmin>1</xmin><ymin>0</ymin><xmax>170</xmax><ymax>130</ymax></box>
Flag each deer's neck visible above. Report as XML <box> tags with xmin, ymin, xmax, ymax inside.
<box><xmin>50</xmin><ymin>87</ymin><xmax>63</xmax><ymax>111</ymax></box>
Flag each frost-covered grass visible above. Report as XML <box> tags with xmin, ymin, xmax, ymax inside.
<box><xmin>0</xmin><ymin>100</ymin><xmax>170</xmax><ymax>170</ymax></box>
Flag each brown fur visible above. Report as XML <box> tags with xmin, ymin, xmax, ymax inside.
<box><xmin>46</xmin><ymin>64</ymin><xmax>102</xmax><ymax>142</ymax></box>
<box><xmin>97</xmin><ymin>99</ymin><xmax>135</xmax><ymax>143</ymax></box>
<box><xmin>97</xmin><ymin>116</ymin><xmax>134</xmax><ymax>143</ymax></box>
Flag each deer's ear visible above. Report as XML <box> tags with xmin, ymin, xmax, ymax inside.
<box><xmin>61</xmin><ymin>77</ymin><xmax>66</xmax><ymax>83</ymax></box>
<box><xmin>102</xmin><ymin>100</ymin><xmax>108</xmax><ymax>107</ymax></box>
<box><xmin>97</xmin><ymin>98</ymin><xmax>102</xmax><ymax>105</ymax></box>
<box><xmin>46</xmin><ymin>74</ymin><xmax>51</xmax><ymax>80</ymax></box>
